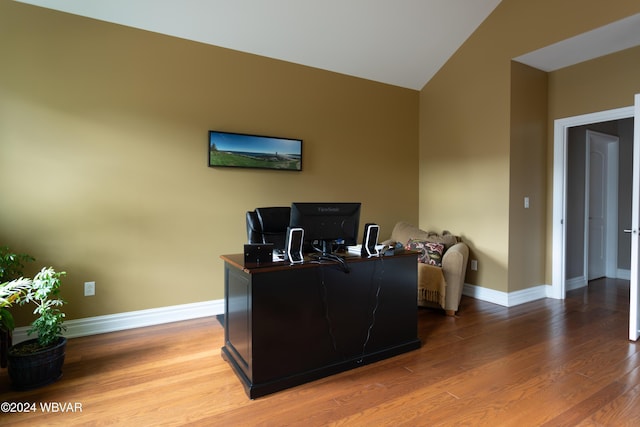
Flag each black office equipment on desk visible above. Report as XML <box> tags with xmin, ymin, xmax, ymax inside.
<box><xmin>243</xmin><ymin>243</ymin><xmax>273</xmax><ymax>265</ymax></box>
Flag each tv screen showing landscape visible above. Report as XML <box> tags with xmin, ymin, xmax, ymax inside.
<box><xmin>209</xmin><ymin>131</ymin><xmax>302</xmax><ymax>171</ymax></box>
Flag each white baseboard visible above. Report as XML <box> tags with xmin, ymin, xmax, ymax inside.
<box><xmin>618</xmin><ymin>269</ymin><xmax>631</xmax><ymax>280</ymax></box>
<box><xmin>16</xmin><ymin>278</ymin><xmax>591</xmax><ymax>342</ymax></box>
<box><xmin>464</xmin><ymin>271</ymin><xmax>634</xmax><ymax>309</ymax></box>
<box><xmin>567</xmin><ymin>270</ymin><xmax>630</xmax><ymax>287</ymax></box>
<box><xmin>12</xmin><ymin>299</ymin><xmax>225</xmax><ymax>344</ymax></box>
<box><xmin>462</xmin><ymin>283</ymin><xmax>549</xmax><ymax>307</ymax></box>
<box><xmin>566</xmin><ymin>276</ymin><xmax>587</xmax><ymax>291</ymax></box>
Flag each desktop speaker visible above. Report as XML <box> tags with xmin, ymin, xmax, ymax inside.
<box><xmin>361</xmin><ymin>223</ymin><xmax>380</xmax><ymax>257</ymax></box>
<box><xmin>285</xmin><ymin>227</ymin><xmax>304</xmax><ymax>264</ymax></box>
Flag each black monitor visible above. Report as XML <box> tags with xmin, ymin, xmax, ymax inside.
<box><xmin>289</xmin><ymin>202</ymin><xmax>361</xmax><ymax>255</ymax></box>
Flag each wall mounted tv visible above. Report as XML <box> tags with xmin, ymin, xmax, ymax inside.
<box><xmin>209</xmin><ymin>131</ymin><xmax>302</xmax><ymax>171</ymax></box>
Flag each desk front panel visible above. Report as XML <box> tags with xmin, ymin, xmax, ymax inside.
<box><xmin>222</xmin><ymin>253</ymin><xmax>419</xmax><ymax>397</ymax></box>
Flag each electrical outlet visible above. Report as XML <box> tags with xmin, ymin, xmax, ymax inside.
<box><xmin>471</xmin><ymin>260</ymin><xmax>478</xmax><ymax>271</ymax></box>
<box><xmin>84</xmin><ymin>281</ymin><xmax>95</xmax><ymax>296</ymax></box>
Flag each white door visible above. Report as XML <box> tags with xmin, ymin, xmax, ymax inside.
<box><xmin>586</xmin><ymin>131</ymin><xmax>619</xmax><ymax>281</ymax></box>
<box><xmin>587</xmin><ymin>136</ymin><xmax>607</xmax><ymax>280</ymax></box>
<box><xmin>629</xmin><ymin>93</ymin><xmax>640</xmax><ymax>341</ymax></box>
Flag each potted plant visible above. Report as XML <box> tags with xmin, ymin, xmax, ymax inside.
<box><xmin>6</xmin><ymin>267</ymin><xmax>67</xmax><ymax>390</ymax></box>
<box><xmin>0</xmin><ymin>246</ymin><xmax>34</xmax><ymax>368</ymax></box>
<box><xmin>0</xmin><ymin>278</ymin><xmax>31</xmax><ymax>368</ymax></box>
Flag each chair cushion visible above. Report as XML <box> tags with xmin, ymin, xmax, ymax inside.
<box><xmin>246</xmin><ymin>211</ymin><xmax>262</xmax><ymax>243</ymax></box>
<box><xmin>252</xmin><ymin>207</ymin><xmax>291</xmax><ymax>250</ymax></box>
<box><xmin>256</xmin><ymin>207</ymin><xmax>291</xmax><ymax>233</ymax></box>
<box><xmin>422</xmin><ymin>232</ymin><xmax>458</xmax><ymax>251</ymax></box>
<box><xmin>390</xmin><ymin>221</ymin><xmax>430</xmax><ymax>243</ymax></box>
<box><xmin>406</xmin><ymin>239</ymin><xmax>445</xmax><ymax>266</ymax></box>
<box><xmin>391</xmin><ymin>222</ymin><xmax>458</xmax><ymax>251</ymax></box>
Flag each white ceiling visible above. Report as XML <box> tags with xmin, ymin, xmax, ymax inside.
<box><xmin>514</xmin><ymin>12</ymin><xmax>640</xmax><ymax>72</ymax></box>
<box><xmin>15</xmin><ymin>0</ymin><xmax>502</xmax><ymax>90</ymax></box>
<box><xmin>14</xmin><ymin>1</ymin><xmax>640</xmax><ymax>90</ymax></box>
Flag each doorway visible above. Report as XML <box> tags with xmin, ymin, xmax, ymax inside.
<box><xmin>551</xmin><ymin>106</ymin><xmax>634</xmax><ymax>300</ymax></box>
<box><xmin>561</xmin><ymin>121</ymin><xmax>629</xmax><ymax>292</ymax></box>
<box><xmin>552</xmin><ymin>105</ymin><xmax>640</xmax><ymax>341</ymax></box>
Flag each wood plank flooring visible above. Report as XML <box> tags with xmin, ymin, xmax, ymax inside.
<box><xmin>1</xmin><ymin>278</ymin><xmax>639</xmax><ymax>426</ymax></box>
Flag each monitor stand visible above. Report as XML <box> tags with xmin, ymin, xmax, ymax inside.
<box><xmin>314</xmin><ymin>240</ymin><xmax>349</xmax><ymax>273</ymax></box>
<box><xmin>319</xmin><ymin>239</ymin><xmax>333</xmax><ymax>256</ymax></box>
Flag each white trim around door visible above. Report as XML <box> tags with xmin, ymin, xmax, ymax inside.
<box><xmin>551</xmin><ymin>106</ymin><xmax>633</xmax><ymax>300</ymax></box>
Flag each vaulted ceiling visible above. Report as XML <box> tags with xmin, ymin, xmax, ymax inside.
<box><xmin>14</xmin><ymin>1</ymin><xmax>640</xmax><ymax>90</ymax></box>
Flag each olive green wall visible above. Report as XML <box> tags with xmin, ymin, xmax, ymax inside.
<box><xmin>548</xmin><ymin>45</ymin><xmax>640</xmax><ymax>119</ymax></box>
<box><xmin>4</xmin><ymin>0</ymin><xmax>640</xmax><ymax>326</ymax></box>
<box><xmin>0</xmin><ymin>2</ymin><xmax>419</xmax><ymax>324</ymax></box>
<box><xmin>420</xmin><ymin>0</ymin><xmax>640</xmax><ymax>293</ymax></box>
<box><xmin>508</xmin><ymin>62</ymin><xmax>547</xmax><ymax>292</ymax></box>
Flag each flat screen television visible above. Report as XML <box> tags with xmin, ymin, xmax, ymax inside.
<box><xmin>289</xmin><ymin>202</ymin><xmax>361</xmax><ymax>255</ymax></box>
<box><xmin>209</xmin><ymin>130</ymin><xmax>302</xmax><ymax>171</ymax></box>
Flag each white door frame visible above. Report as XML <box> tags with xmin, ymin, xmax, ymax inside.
<box><xmin>551</xmin><ymin>106</ymin><xmax>633</xmax><ymax>300</ymax></box>
<box><xmin>629</xmin><ymin>94</ymin><xmax>640</xmax><ymax>341</ymax></box>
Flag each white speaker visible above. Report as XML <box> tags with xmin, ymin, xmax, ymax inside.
<box><xmin>361</xmin><ymin>223</ymin><xmax>380</xmax><ymax>257</ymax></box>
<box><xmin>285</xmin><ymin>227</ymin><xmax>304</xmax><ymax>264</ymax></box>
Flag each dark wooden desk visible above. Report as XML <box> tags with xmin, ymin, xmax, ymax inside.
<box><xmin>220</xmin><ymin>252</ymin><xmax>421</xmax><ymax>398</ymax></box>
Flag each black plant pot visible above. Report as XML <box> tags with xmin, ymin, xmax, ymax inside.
<box><xmin>8</xmin><ymin>337</ymin><xmax>66</xmax><ymax>390</ymax></box>
<box><xmin>1</xmin><ymin>328</ymin><xmax>12</xmax><ymax>368</ymax></box>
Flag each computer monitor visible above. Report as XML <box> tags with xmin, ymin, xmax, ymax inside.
<box><xmin>289</xmin><ymin>202</ymin><xmax>361</xmax><ymax>255</ymax></box>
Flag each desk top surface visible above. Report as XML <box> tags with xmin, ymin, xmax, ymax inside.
<box><xmin>221</xmin><ymin>250</ymin><xmax>418</xmax><ymax>273</ymax></box>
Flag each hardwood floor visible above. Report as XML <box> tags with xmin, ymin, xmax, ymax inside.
<box><xmin>1</xmin><ymin>278</ymin><xmax>640</xmax><ymax>426</ymax></box>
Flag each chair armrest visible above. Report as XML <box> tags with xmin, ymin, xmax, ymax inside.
<box><xmin>441</xmin><ymin>242</ymin><xmax>469</xmax><ymax>312</ymax></box>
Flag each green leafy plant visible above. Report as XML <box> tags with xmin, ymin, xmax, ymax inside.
<box><xmin>0</xmin><ymin>278</ymin><xmax>32</xmax><ymax>332</ymax></box>
<box><xmin>0</xmin><ymin>246</ymin><xmax>35</xmax><ymax>283</ymax></box>
<box><xmin>0</xmin><ymin>246</ymin><xmax>34</xmax><ymax>333</ymax></box>
<box><xmin>12</xmin><ymin>267</ymin><xmax>67</xmax><ymax>349</ymax></box>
